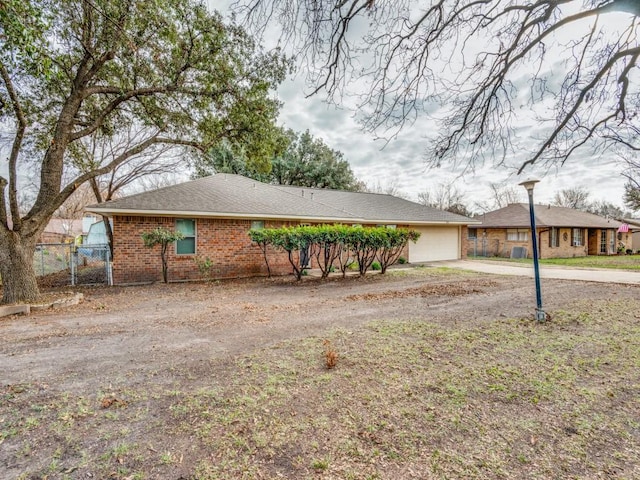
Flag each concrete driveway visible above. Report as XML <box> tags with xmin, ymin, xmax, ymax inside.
<box><xmin>436</xmin><ymin>260</ymin><xmax>640</xmax><ymax>285</ymax></box>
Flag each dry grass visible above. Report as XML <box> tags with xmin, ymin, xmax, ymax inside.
<box><xmin>2</xmin><ymin>297</ymin><xmax>639</xmax><ymax>479</ymax></box>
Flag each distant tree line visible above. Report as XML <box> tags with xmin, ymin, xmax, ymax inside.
<box><xmin>552</xmin><ymin>187</ymin><xmax>634</xmax><ymax>219</ymax></box>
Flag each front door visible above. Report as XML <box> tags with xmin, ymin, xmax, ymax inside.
<box><xmin>588</xmin><ymin>229</ymin><xmax>598</xmax><ymax>255</ymax></box>
<box><xmin>600</xmin><ymin>229</ymin><xmax>608</xmax><ymax>254</ymax></box>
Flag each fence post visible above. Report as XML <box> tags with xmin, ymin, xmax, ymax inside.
<box><xmin>105</xmin><ymin>246</ymin><xmax>113</xmax><ymax>286</ymax></box>
<box><xmin>71</xmin><ymin>245</ymin><xmax>76</xmax><ymax>286</ymax></box>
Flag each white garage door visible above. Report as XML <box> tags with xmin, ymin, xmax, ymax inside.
<box><xmin>409</xmin><ymin>226</ymin><xmax>460</xmax><ymax>262</ymax></box>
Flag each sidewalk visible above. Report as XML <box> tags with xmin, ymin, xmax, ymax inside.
<box><xmin>435</xmin><ymin>260</ymin><xmax>640</xmax><ymax>285</ymax></box>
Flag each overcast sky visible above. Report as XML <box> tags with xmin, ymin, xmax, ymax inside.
<box><xmin>1</xmin><ymin>2</ymin><xmax>631</xmax><ymax>214</ymax></box>
<box><xmin>217</xmin><ymin>1</ymin><xmax>632</xmax><ymax>211</ymax></box>
<box><xmin>275</xmin><ymin>74</ymin><xmax>626</xmax><ymax>208</ymax></box>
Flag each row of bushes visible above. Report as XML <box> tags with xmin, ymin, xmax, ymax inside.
<box><xmin>249</xmin><ymin>225</ymin><xmax>420</xmax><ymax>280</ymax></box>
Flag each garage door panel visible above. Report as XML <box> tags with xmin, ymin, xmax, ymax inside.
<box><xmin>409</xmin><ymin>226</ymin><xmax>459</xmax><ymax>262</ymax></box>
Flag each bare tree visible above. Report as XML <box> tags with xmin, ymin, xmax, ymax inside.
<box><xmin>552</xmin><ymin>187</ymin><xmax>591</xmax><ymax>211</ymax></box>
<box><xmin>417</xmin><ymin>183</ymin><xmax>472</xmax><ymax>216</ymax></box>
<box><xmin>70</xmin><ymin>128</ymin><xmax>187</xmax><ymax>252</ymax></box>
<box><xmin>587</xmin><ymin>199</ymin><xmax>629</xmax><ymax>218</ymax></box>
<box><xmin>475</xmin><ymin>182</ymin><xmax>525</xmax><ymax>213</ymax></box>
<box><xmin>366</xmin><ymin>177</ymin><xmax>408</xmax><ymax>198</ymax></box>
<box><xmin>237</xmin><ymin>1</ymin><xmax>640</xmax><ymax>173</ymax></box>
<box><xmin>54</xmin><ymin>184</ymin><xmax>98</xmax><ymax>220</ymax></box>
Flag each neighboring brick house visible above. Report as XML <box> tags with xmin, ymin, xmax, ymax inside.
<box><xmin>85</xmin><ymin>174</ymin><xmax>478</xmax><ymax>284</ymax></box>
<box><xmin>622</xmin><ymin>219</ymin><xmax>640</xmax><ymax>253</ymax></box>
<box><xmin>469</xmin><ymin>203</ymin><xmax>631</xmax><ymax>259</ymax></box>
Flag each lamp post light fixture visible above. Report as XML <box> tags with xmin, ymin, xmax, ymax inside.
<box><xmin>519</xmin><ymin>178</ymin><xmax>546</xmax><ymax>322</ymax></box>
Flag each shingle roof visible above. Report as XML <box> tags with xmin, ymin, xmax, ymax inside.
<box><xmin>473</xmin><ymin>203</ymin><xmax>622</xmax><ymax>229</ymax></box>
<box><xmin>86</xmin><ymin>174</ymin><xmax>475</xmax><ymax>225</ymax></box>
<box><xmin>273</xmin><ymin>184</ymin><xmax>473</xmax><ymax>224</ymax></box>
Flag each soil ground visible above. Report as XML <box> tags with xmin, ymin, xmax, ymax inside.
<box><xmin>1</xmin><ymin>266</ymin><xmax>639</xmax><ymax>479</ymax></box>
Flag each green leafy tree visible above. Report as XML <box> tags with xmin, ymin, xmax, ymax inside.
<box><xmin>376</xmin><ymin>229</ymin><xmax>420</xmax><ymax>274</ymax></box>
<box><xmin>141</xmin><ymin>228</ymin><xmax>184</xmax><ymax>283</ymax></box>
<box><xmin>248</xmin><ymin>228</ymin><xmax>277</xmax><ymax>277</ymax></box>
<box><xmin>0</xmin><ymin>0</ymin><xmax>287</xmax><ymax>304</ymax></box>
<box><xmin>271</xmin><ymin>130</ymin><xmax>365</xmax><ymax>191</ymax></box>
<box><xmin>270</xmin><ymin>227</ymin><xmax>307</xmax><ymax>280</ymax></box>
<box><xmin>193</xmin><ymin>129</ymin><xmax>365</xmax><ymax>191</ymax></box>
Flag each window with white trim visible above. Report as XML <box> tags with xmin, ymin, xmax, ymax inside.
<box><xmin>507</xmin><ymin>229</ymin><xmax>528</xmax><ymax>241</ymax></box>
<box><xmin>571</xmin><ymin>228</ymin><xmax>584</xmax><ymax>247</ymax></box>
<box><xmin>251</xmin><ymin>220</ymin><xmax>264</xmax><ymax>230</ymax></box>
<box><xmin>176</xmin><ymin>219</ymin><xmax>196</xmax><ymax>255</ymax></box>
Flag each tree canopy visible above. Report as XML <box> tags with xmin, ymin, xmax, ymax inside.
<box><xmin>237</xmin><ymin>0</ymin><xmax>640</xmax><ymax>174</ymax></box>
<box><xmin>0</xmin><ymin>0</ymin><xmax>288</xmax><ymax>304</ymax></box>
<box><xmin>193</xmin><ymin>129</ymin><xmax>365</xmax><ymax>191</ymax></box>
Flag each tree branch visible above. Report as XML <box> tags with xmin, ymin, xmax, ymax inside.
<box><xmin>0</xmin><ymin>60</ymin><xmax>28</xmax><ymax>230</ymax></box>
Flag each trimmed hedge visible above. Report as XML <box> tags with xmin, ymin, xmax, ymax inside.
<box><xmin>249</xmin><ymin>225</ymin><xmax>420</xmax><ymax>280</ymax></box>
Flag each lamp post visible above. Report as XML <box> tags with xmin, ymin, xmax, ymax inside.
<box><xmin>519</xmin><ymin>178</ymin><xmax>546</xmax><ymax>322</ymax></box>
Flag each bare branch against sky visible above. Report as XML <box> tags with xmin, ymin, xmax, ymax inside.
<box><xmin>232</xmin><ymin>0</ymin><xmax>638</xmax><ymax>204</ymax></box>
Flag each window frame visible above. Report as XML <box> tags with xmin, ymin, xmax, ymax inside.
<box><xmin>506</xmin><ymin>228</ymin><xmax>528</xmax><ymax>242</ymax></box>
<box><xmin>251</xmin><ymin>220</ymin><xmax>265</xmax><ymax>230</ymax></box>
<box><xmin>175</xmin><ymin>218</ymin><xmax>196</xmax><ymax>255</ymax></box>
<box><xmin>571</xmin><ymin>228</ymin><xmax>584</xmax><ymax>247</ymax></box>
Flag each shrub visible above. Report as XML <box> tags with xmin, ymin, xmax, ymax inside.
<box><xmin>398</xmin><ymin>256</ymin><xmax>407</xmax><ymax>264</ymax></box>
<box><xmin>371</xmin><ymin>261</ymin><xmax>381</xmax><ymax>271</ymax></box>
<box><xmin>249</xmin><ymin>225</ymin><xmax>420</xmax><ymax>279</ymax></box>
<box><xmin>194</xmin><ymin>255</ymin><xmax>214</xmax><ymax>282</ymax></box>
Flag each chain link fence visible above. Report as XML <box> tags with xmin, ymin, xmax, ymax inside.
<box><xmin>467</xmin><ymin>236</ymin><xmax>488</xmax><ymax>257</ymax></box>
<box><xmin>34</xmin><ymin>243</ymin><xmax>112</xmax><ymax>288</ymax></box>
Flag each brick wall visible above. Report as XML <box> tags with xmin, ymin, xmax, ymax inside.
<box><xmin>112</xmin><ymin>216</ymin><xmax>295</xmax><ymax>284</ymax></box>
<box><xmin>460</xmin><ymin>226</ymin><xmax>468</xmax><ymax>260</ymax></box>
<box><xmin>470</xmin><ymin>227</ymin><xmax>622</xmax><ymax>259</ymax></box>
<box><xmin>112</xmin><ymin>218</ymin><xmax>459</xmax><ymax>284</ymax></box>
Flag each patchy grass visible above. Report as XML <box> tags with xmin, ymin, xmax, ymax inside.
<box><xmin>473</xmin><ymin>255</ymin><xmax>640</xmax><ymax>270</ymax></box>
<box><xmin>389</xmin><ymin>265</ymin><xmax>483</xmax><ymax>277</ymax></box>
<box><xmin>2</xmin><ymin>298</ymin><xmax>640</xmax><ymax>478</ymax></box>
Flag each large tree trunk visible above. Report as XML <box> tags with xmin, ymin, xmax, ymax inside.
<box><xmin>0</xmin><ymin>232</ymin><xmax>40</xmax><ymax>304</ymax></box>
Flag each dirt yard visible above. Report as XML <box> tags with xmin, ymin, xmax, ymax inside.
<box><xmin>1</xmin><ymin>266</ymin><xmax>639</xmax><ymax>479</ymax></box>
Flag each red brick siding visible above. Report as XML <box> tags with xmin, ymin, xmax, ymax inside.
<box><xmin>112</xmin><ymin>218</ymin><xmax>455</xmax><ymax>284</ymax></box>
<box><xmin>112</xmin><ymin>216</ymin><xmax>295</xmax><ymax>284</ymax></box>
<box><xmin>460</xmin><ymin>226</ymin><xmax>468</xmax><ymax>260</ymax></box>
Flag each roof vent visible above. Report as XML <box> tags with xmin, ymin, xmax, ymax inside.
<box><xmin>310</xmin><ymin>192</ymin><xmax>314</xmax><ymax>200</ymax></box>
<box><xmin>301</xmin><ymin>190</ymin><xmax>304</xmax><ymax>197</ymax></box>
